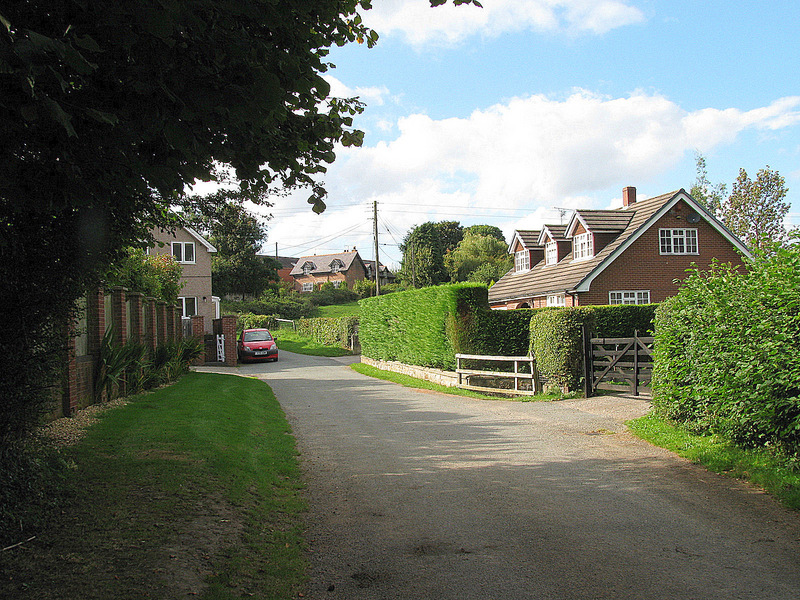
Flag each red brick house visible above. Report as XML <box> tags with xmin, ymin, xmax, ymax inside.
<box><xmin>290</xmin><ymin>249</ymin><xmax>369</xmax><ymax>292</ymax></box>
<box><xmin>488</xmin><ymin>187</ymin><xmax>751</xmax><ymax>309</ymax></box>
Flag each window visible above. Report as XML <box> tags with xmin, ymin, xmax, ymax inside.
<box><xmin>546</xmin><ymin>241</ymin><xmax>558</xmax><ymax>265</ymax></box>
<box><xmin>573</xmin><ymin>233</ymin><xmax>594</xmax><ymax>260</ymax></box>
<box><xmin>332</xmin><ymin>280</ymin><xmax>341</xmax><ymax>288</ymax></box>
<box><xmin>660</xmin><ymin>229</ymin><xmax>698</xmax><ymax>254</ymax></box>
<box><xmin>179</xmin><ymin>296</ymin><xmax>197</xmax><ymax>317</ymax></box>
<box><xmin>302</xmin><ymin>262</ymin><xmax>314</xmax><ymax>275</ymax></box>
<box><xmin>330</xmin><ymin>260</ymin><xmax>343</xmax><ymax>273</ymax></box>
<box><xmin>172</xmin><ymin>242</ymin><xmax>195</xmax><ymax>264</ymax></box>
<box><xmin>547</xmin><ymin>294</ymin><xmax>565</xmax><ymax>307</ymax></box>
<box><xmin>515</xmin><ymin>250</ymin><xmax>530</xmax><ymax>272</ymax></box>
<box><xmin>609</xmin><ymin>291</ymin><xmax>650</xmax><ymax>305</ymax></box>
<box><xmin>302</xmin><ymin>282</ymin><xmax>313</xmax><ymax>292</ymax></box>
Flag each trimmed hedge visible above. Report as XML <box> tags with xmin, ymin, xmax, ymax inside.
<box><xmin>224</xmin><ymin>296</ymin><xmax>313</xmax><ymax>319</ymax></box>
<box><xmin>237</xmin><ymin>313</ymin><xmax>278</xmax><ymax>332</ymax></box>
<box><xmin>360</xmin><ymin>284</ymin><xmax>531</xmax><ymax>371</ymax></box>
<box><xmin>592</xmin><ymin>304</ymin><xmax>656</xmax><ymax>337</ymax></box>
<box><xmin>529</xmin><ymin>307</ymin><xmax>596</xmax><ymax>391</ymax></box>
<box><xmin>297</xmin><ymin>315</ymin><xmax>359</xmax><ymax>349</ymax></box>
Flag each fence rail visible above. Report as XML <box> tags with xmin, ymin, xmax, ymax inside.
<box><xmin>455</xmin><ymin>354</ymin><xmax>542</xmax><ymax>396</ymax></box>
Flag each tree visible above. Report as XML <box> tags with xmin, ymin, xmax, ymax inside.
<box><xmin>464</xmin><ymin>224</ymin><xmax>506</xmax><ymax>243</ymax></box>
<box><xmin>0</xmin><ymin>0</ymin><xmax>480</xmax><ymax>449</ymax></box>
<box><xmin>399</xmin><ymin>221</ymin><xmax>463</xmax><ymax>287</ymax></box>
<box><xmin>690</xmin><ymin>152</ymin><xmax>727</xmax><ymax>216</ymax></box>
<box><xmin>721</xmin><ymin>166</ymin><xmax>789</xmax><ymax>250</ymax></box>
<box><xmin>106</xmin><ymin>248</ymin><xmax>184</xmax><ymax>305</ymax></box>
<box><xmin>183</xmin><ymin>192</ymin><xmax>278</xmax><ymax>299</ymax></box>
<box><xmin>444</xmin><ymin>232</ymin><xmax>512</xmax><ymax>284</ymax></box>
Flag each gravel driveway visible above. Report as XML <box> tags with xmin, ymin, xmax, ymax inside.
<box><xmin>209</xmin><ymin>351</ymin><xmax>800</xmax><ymax>599</ymax></box>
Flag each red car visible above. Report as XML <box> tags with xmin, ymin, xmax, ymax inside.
<box><xmin>237</xmin><ymin>328</ymin><xmax>278</xmax><ymax>362</ymax></box>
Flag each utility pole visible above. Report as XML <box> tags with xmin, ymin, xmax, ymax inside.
<box><xmin>373</xmin><ymin>200</ymin><xmax>380</xmax><ymax>296</ymax></box>
<box><xmin>411</xmin><ymin>242</ymin><xmax>416</xmax><ymax>288</ymax></box>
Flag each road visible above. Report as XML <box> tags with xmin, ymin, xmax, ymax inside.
<box><xmin>227</xmin><ymin>351</ymin><xmax>800</xmax><ymax>599</ymax></box>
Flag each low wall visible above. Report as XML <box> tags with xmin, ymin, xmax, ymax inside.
<box><xmin>360</xmin><ymin>357</ymin><xmax>458</xmax><ymax>388</ymax></box>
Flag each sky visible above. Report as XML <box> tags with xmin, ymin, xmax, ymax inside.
<box><xmin>207</xmin><ymin>0</ymin><xmax>800</xmax><ymax>269</ymax></box>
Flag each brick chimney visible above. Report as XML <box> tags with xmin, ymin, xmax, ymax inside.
<box><xmin>622</xmin><ymin>186</ymin><xmax>637</xmax><ymax>207</ymax></box>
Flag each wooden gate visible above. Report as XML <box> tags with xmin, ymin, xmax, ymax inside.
<box><xmin>583</xmin><ymin>327</ymin><xmax>654</xmax><ymax>397</ymax></box>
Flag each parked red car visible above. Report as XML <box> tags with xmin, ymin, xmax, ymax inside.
<box><xmin>237</xmin><ymin>328</ymin><xmax>278</xmax><ymax>362</ymax></box>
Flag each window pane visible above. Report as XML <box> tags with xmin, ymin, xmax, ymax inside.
<box><xmin>172</xmin><ymin>242</ymin><xmax>183</xmax><ymax>262</ymax></box>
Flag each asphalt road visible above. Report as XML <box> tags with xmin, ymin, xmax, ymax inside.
<box><xmin>226</xmin><ymin>351</ymin><xmax>800</xmax><ymax>599</ymax></box>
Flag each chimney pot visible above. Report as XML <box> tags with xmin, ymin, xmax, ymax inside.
<box><xmin>622</xmin><ymin>186</ymin><xmax>637</xmax><ymax>207</ymax></box>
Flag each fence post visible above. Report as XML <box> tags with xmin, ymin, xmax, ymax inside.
<box><xmin>582</xmin><ymin>323</ymin><xmax>593</xmax><ymax>398</ymax></box>
<box><xmin>633</xmin><ymin>329</ymin><xmax>639</xmax><ymax>397</ymax></box>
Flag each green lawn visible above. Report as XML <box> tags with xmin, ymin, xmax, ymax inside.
<box><xmin>274</xmin><ymin>329</ymin><xmax>353</xmax><ymax>357</ymax></box>
<box><xmin>1</xmin><ymin>372</ymin><xmax>307</xmax><ymax>599</ymax></box>
<box><xmin>313</xmin><ymin>301</ymin><xmax>360</xmax><ymax>318</ymax></box>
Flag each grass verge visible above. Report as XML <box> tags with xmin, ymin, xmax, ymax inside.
<box><xmin>350</xmin><ymin>362</ymin><xmax>575</xmax><ymax>402</ymax></box>
<box><xmin>314</xmin><ymin>301</ymin><xmax>360</xmax><ymax>318</ymax></box>
<box><xmin>275</xmin><ymin>329</ymin><xmax>352</xmax><ymax>357</ymax></box>
<box><xmin>0</xmin><ymin>372</ymin><xmax>307</xmax><ymax>600</ymax></box>
<box><xmin>628</xmin><ymin>413</ymin><xmax>800</xmax><ymax>511</ymax></box>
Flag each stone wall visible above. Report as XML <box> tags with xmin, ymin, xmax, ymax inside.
<box><xmin>360</xmin><ymin>357</ymin><xmax>458</xmax><ymax>388</ymax></box>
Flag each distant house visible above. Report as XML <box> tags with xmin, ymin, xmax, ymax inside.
<box><xmin>290</xmin><ymin>249</ymin><xmax>368</xmax><ymax>292</ymax></box>
<box><xmin>488</xmin><ymin>187</ymin><xmax>751</xmax><ymax>309</ymax></box>
<box><xmin>362</xmin><ymin>260</ymin><xmax>397</xmax><ymax>287</ymax></box>
<box><xmin>270</xmin><ymin>255</ymin><xmax>298</xmax><ymax>285</ymax></box>
<box><xmin>149</xmin><ymin>226</ymin><xmax>218</xmax><ymax>332</ymax></box>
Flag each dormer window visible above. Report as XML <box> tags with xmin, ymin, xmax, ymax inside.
<box><xmin>330</xmin><ymin>259</ymin><xmax>344</xmax><ymax>273</ymax></box>
<box><xmin>515</xmin><ymin>250</ymin><xmax>530</xmax><ymax>272</ymax></box>
<box><xmin>573</xmin><ymin>233</ymin><xmax>594</xmax><ymax>261</ymax></box>
<box><xmin>545</xmin><ymin>241</ymin><xmax>558</xmax><ymax>265</ymax></box>
<box><xmin>302</xmin><ymin>262</ymin><xmax>314</xmax><ymax>275</ymax></box>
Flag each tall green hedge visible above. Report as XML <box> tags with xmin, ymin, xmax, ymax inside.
<box><xmin>592</xmin><ymin>304</ymin><xmax>657</xmax><ymax>337</ymax></box>
<box><xmin>237</xmin><ymin>313</ymin><xmax>278</xmax><ymax>332</ymax></box>
<box><xmin>652</xmin><ymin>242</ymin><xmax>800</xmax><ymax>459</ymax></box>
<box><xmin>359</xmin><ymin>284</ymin><xmax>531</xmax><ymax>370</ymax></box>
<box><xmin>297</xmin><ymin>315</ymin><xmax>359</xmax><ymax>349</ymax></box>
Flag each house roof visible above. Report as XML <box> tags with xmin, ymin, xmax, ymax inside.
<box><xmin>362</xmin><ymin>260</ymin><xmax>394</xmax><ymax>276</ymax></box>
<box><xmin>184</xmin><ymin>226</ymin><xmax>217</xmax><ymax>253</ymax></box>
<box><xmin>488</xmin><ymin>189</ymin><xmax>752</xmax><ymax>303</ymax></box>
<box><xmin>538</xmin><ymin>225</ymin><xmax>568</xmax><ymax>244</ymax></box>
<box><xmin>268</xmin><ymin>256</ymin><xmax>297</xmax><ymax>270</ymax></box>
<box><xmin>508</xmin><ymin>230</ymin><xmax>541</xmax><ymax>253</ymax></box>
<box><xmin>289</xmin><ymin>250</ymin><xmax>365</xmax><ymax>276</ymax></box>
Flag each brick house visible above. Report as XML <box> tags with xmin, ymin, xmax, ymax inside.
<box><xmin>290</xmin><ymin>249</ymin><xmax>369</xmax><ymax>292</ymax></box>
<box><xmin>488</xmin><ymin>187</ymin><xmax>751</xmax><ymax>309</ymax></box>
<box><xmin>272</xmin><ymin>255</ymin><xmax>298</xmax><ymax>285</ymax></box>
<box><xmin>149</xmin><ymin>226</ymin><xmax>218</xmax><ymax>332</ymax></box>
<box><xmin>363</xmin><ymin>259</ymin><xmax>397</xmax><ymax>287</ymax></box>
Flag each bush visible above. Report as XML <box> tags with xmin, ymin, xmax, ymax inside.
<box><xmin>222</xmin><ymin>294</ymin><xmax>314</xmax><ymax>319</ymax></box>
<box><xmin>297</xmin><ymin>315</ymin><xmax>359</xmax><ymax>349</ymax></box>
<box><xmin>237</xmin><ymin>313</ymin><xmax>279</xmax><ymax>332</ymax></box>
<box><xmin>591</xmin><ymin>304</ymin><xmax>657</xmax><ymax>337</ymax></box>
<box><xmin>529</xmin><ymin>307</ymin><xmax>596</xmax><ymax>392</ymax></box>
<box><xmin>652</xmin><ymin>238</ymin><xmax>800</xmax><ymax>460</ymax></box>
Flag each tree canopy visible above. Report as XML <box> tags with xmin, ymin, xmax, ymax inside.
<box><xmin>690</xmin><ymin>152</ymin><xmax>727</xmax><ymax>215</ymax></box>
<box><xmin>444</xmin><ymin>232</ymin><xmax>511</xmax><ymax>284</ymax></box>
<box><xmin>0</xmin><ymin>0</ymin><xmax>480</xmax><ymax>448</ymax></box>
<box><xmin>722</xmin><ymin>166</ymin><xmax>790</xmax><ymax>250</ymax></box>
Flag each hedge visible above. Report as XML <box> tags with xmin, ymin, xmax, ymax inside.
<box><xmin>652</xmin><ymin>242</ymin><xmax>800</xmax><ymax>460</ymax></box>
<box><xmin>359</xmin><ymin>284</ymin><xmax>531</xmax><ymax>371</ymax></box>
<box><xmin>529</xmin><ymin>307</ymin><xmax>596</xmax><ymax>392</ymax></box>
<box><xmin>237</xmin><ymin>313</ymin><xmax>278</xmax><ymax>332</ymax></box>
<box><xmin>591</xmin><ymin>304</ymin><xmax>657</xmax><ymax>337</ymax></box>
<box><xmin>297</xmin><ymin>315</ymin><xmax>359</xmax><ymax>349</ymax></box>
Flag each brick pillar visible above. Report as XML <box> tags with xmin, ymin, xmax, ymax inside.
<box><xmin>63</xmin><ymin>330</ymin><xmax>78</xmax><ymax>417</ymax></box>
<box><xmin>174</xmin><ymin>306</ymin><xmax>183</xmax><ymax>341</ymax></box>
<box><xmin>220</xmin><ymin>315</ymin><xmax>238</xmax><ymax>366</ymax></box>
<box><xmin>144</xmin><ymin>297</ymin><xmax>157</xmax><ymax>352</ymax></box>
<box><xmin>165</xmin><ymin>303</ymin><xmax>175</xmax><ymax>343</ymax></box>
<box><xmin>191</xmin><ymin>315</ymin><xmax>205</xmax><ymax>365</ymax></box>
<box><xmin>127</xmin><ymin>292</ymin><xmax>144</xmax><ymax>344</ymax></box>
<box><xmin>156</xmin><ymin>301</ymin><xmax>167</xmax><ymax>346</ymax></box>
<box><xmin>110</xmin><ymin>286</ymin><xmax>128</xmax><ymax>344</ymax></box>
<box><xmin>86</xmin><ymin>288</ymin><xmax>105</xmax><ymax>356</ymax></box>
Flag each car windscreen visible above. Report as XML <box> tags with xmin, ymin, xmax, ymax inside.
<box><xmin>243</xmin><ymin>331</ymin><xmax>272</xmax><ymax>342</ymax></box>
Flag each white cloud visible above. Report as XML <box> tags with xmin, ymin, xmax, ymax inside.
<box><xmin>262</xmin><ymin>92</ymin><xmax>800</xmax><ymax>253</ymax></box>
<box><xmin>323</xmin><ymin>75</ymin><xmax>392</xmax><ymax>106</ymax></box>
<box><xmin>362</xmin><ymin>0</ymin><xmax>646</xmax><ymax>46</ymax></box>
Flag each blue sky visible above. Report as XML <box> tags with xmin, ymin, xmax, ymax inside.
<box><xmin>247</xmin><ymin>0</ymin><xmax>800</xmax><ymax>268</ymax></box>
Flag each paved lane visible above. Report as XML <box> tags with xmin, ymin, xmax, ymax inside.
<box><xmin>230</xmin><ymin>351</ymin><xmax>800</xmax><ymax>599</ymax></box>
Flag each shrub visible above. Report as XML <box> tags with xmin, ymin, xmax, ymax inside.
<box><xmin>591</xmin><ymin>304</ymin><xmax>657</xmax><ymax>337</ymax></box>
<box><xmin>237</xmin><ymin>313</ymin><xmax>279</xmax><ymax>332</ymax></box>
<box><xmin>652</xmin><ymin>238</ymin><xmax>800</xmax><ymax>460</ymax></box>
<box><xmin>529</xmin><ymin>307</ymin><xmax>596</xmax><ymax>392</ymax></box>
<box><xmin>308</xmin><ymin>283</ymin><xmax>358</xmax><ymax>306</ymax></box>
<box><xmin>297</xmin><ymin>315</ymin><xmax>359</xmax><ymax>349</ymax></box>
<box><xmin>222</xmin><ymin>294</ymin><xmax>314</xmax><ymax>319</ymax></box>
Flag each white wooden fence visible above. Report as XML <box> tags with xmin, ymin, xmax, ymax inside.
<box><xmin>455</xmin><ymin>354</ymin><xmax>542</xmax><ymax>396</ymax></box>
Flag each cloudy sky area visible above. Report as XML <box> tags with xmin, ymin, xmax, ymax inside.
<box><xmin>237</xmin><ymin>0</ymin><xmax>800</xmax><ymax>268</ymax></box>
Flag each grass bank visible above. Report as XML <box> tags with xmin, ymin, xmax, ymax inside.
<box><xmin>275</xmin><ymin>328</ymin><xmax>352</xmax><ymax>357</ymax></box>
<box><xmin>628</xmin><ymin>413</ymin><xmax>800</xmax><ymax>511</ymax></box>
<box><xmin>0</xmin><ymin>372</ymin><xmax>307</xmax><ymax>599</ymax></box>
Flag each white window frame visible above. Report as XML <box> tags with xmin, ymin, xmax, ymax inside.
<box><xmin>573</xmin><ymin>233</ymin><xmax>594</xmax><ymax>261</ymax></box>
<box><xmin>332</xmin><ymin>280</ymin><xmax>342</xmax><ymax>288</ymax></box>
<box><xmin>330</xmin><ymin>260</ymin><xmax>343</xmax><ymax>273</ymax></box>
<box><xmin>178</xmin><ymin>296</ymin><xmax>197</xmax><ymax>317</ymax></box>
<box><xmin>659</xmin><ymin>228</ymin><xmax>698</xmax><ymax>255</ymax></box>
<box><xmin>545</xmin><ymin>241</ymin><xmax>558</xmax><ymax>265</ymax></box>
<box><xmin>172</xmin><ymin>241</ymin><xmax>196</xmax><ymax>264</ymax></box>
<box><xmin>302</xmin><ymin>282</ymin><xmax>314</xmax><ymax>292</ymax></box>
<box><xmin>547</xmin><ymin>294</ymin><xmax>565</xmax><ymax>307</ymax></box>
<box><xmin>609</xmin><ymin>290</ymin><xmax>651</xmax><ymax>305</ymax></box>
<box><xmin>302</xmin><ymin>262</ymin><xmax>314</xmax><ymax>275</ymax></box>
<box><xmin>515</xmin><ymin>250</ymin><xmax>530</xmax><ymax>272</ymax></box>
